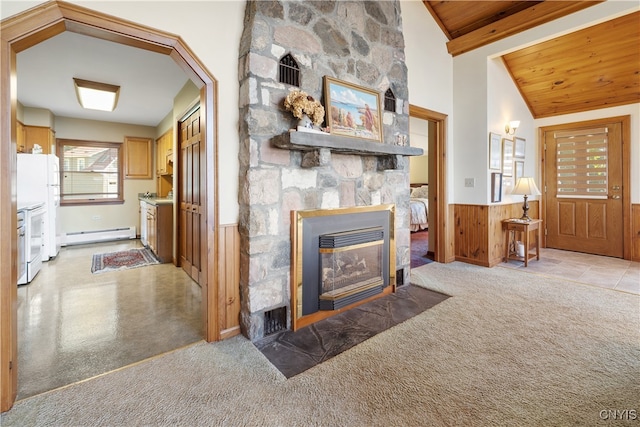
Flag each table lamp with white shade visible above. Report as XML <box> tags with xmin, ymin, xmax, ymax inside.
<box><xmin>511</xmin><ymin>177</ymin><xmax>541</xmax><ymax>221</ymax></box>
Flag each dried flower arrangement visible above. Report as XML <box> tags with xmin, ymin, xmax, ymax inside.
<box><xmin>283</xmin><ymin>90</ymin><xmax>325</xmax><ymax>126</ymax></box>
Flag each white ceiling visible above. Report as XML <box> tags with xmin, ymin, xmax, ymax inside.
<box><xmin>17</xmin><ymin>31</ymin><xmax>190</xmax><ymax>127</ymax></box>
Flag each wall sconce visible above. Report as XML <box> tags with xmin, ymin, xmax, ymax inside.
<box><xmin>505</xmin><ymin>120</ymin><xmax>520</xmax><ymax>135</ymax></box>
<box><xmin>74</xmin><ymin>78</ymin><xmax>120</xmax><ymax>112</ymax></box>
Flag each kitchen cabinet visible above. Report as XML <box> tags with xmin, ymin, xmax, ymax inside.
<box><xmin>124</xmin><ymin>136</ymin><xmax>152</xmax><ymax>179</ymax></box>
<box><xmin>156</xmin><ymin>129</ymin><xmax>174</xmax><ymax>198</ymax></box>
<box><xmin>16</xmin><ymin>121</ymin><xmax>26</xmax><ymax>153</ymax></box>
<box><xmin>23</xmin><ymin>125</ymin><xmax>55</xmax><ymax>154</ymax></box>
<box><xmin>156</xmin><ymin>129</ymin><xmax>173</xmax><ymax>176</ymax></box>
<box><xmin>144</xmin><ymin>201</ymin><xmax>173</xmax><ymax>263</ymax></box>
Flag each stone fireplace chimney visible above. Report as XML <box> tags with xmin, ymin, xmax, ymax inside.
<box><xmin>238</xmin><ymin>0</ymin><xmax>417</xmax><ymax>341</ymax></box>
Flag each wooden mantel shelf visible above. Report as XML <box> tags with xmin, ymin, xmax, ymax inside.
<box><xmin>272</xmin><ymin>130</ymin><xmax>424</xmax><ymax>158</ymax></box>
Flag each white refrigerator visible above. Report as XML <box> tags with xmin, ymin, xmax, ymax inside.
<box><xmin>17</xmin><ymin>153</ymin><xmax>61</xmax><ymax>260</ymax></box>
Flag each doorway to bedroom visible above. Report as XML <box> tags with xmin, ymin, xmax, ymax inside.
<box><xmin>409</xmin><ymin>113</ymin><xmax>435</xmax><ymax>268</ymax></box>
<box><xmin>409</xmin><ymin>105</ymin><xmax>454</xmax><ymax>267</ymax></box>
<box><xmin>409</xmin><ymin>114</ymin><xmax>433</xmax><ymax>267</ymax></box>
<box><xmin>408</xmin><ymin>104</ymin><xmax>449</xmax><ymax>265</ymax></box>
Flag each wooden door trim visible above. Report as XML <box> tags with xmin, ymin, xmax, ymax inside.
<box><xmin>1</xmin><ymin>0</ymin><xmax>220</xmax><ymax>412</ymax></box>
<box><xmin>539</xmin><ymin>115</ymin><xmax>631</xmax><ymax>259</ymax></box>
<box><xmin>409</xmin><ymin>105</ymin><xmax>450</xmax><ymax>263</ymax></box>
<box><xmin>201</xmin><ymin>83</ymin><xmax>219</xmax><ymax>339</ymax></box>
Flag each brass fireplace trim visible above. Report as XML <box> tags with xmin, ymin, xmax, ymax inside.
<box><xmin>319</xmin><ymin>278</ymin><xmax>384</xmax><ymax>301</ymax></box>
<box><xmin>318</xmin><ymin>239</ymin><xmax>384</xmax><ymax>254</ymax></box>
<box><xmin>291</xmin><ymin>204</ymin><xmax>396</xmax><ymax>331</ymax></box>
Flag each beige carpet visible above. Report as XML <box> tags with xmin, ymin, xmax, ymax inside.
<box><xmin>2</xmin><ymin>262</ymin><xmax>638</xmax><ymax>426</ymax></box>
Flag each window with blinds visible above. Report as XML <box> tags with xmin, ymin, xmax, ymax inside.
<box><xmin>58</xmin><ymin>140</ymin><xmax>123</xmax><ymax>205</ymax></box>
<box><xmin>555</xmin><ymin>127</ymin><xmax>608</xmax><ymax>198</ymax></box>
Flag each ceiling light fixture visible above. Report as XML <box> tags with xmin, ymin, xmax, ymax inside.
<box><xmin>505</xmin><ymin>120</ymin><xmax>520</xmax><ymax>135</ymax></box>
<box><xmin>73</xmin><ymin>78</ymin><xmax>120</xmax><ymax>112</ymax></box>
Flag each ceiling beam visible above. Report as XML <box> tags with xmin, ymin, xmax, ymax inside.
<box><xmin>422</xmin><ymin>1</ymin><xmax>452</xmax><ymax>40</ymax></box>
<box><xmin>446</xmin><ymin>1</ymin><xmax>603</xmax><ymax>56</ymax></box>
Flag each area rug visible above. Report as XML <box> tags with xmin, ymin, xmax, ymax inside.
<box><xmin>254</xmin><ymin>284</ymin><xmax>449</xmax><ymax>378</ymax></box>
<box><xmin>91</xmin><ymin>247</ymin><xmax>159</xmax><ymax>274</ymax></box>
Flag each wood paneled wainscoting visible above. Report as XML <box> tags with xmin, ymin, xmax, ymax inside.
<box><xmin>633</xmin><ymin>204</ymin><xmax>640</xmax><ymax>262</ymax></box>
<box><xmin>454</xmin><ymin>202</ymin><xmax>540</xmax><ymax>267</ymax></box>
<box><xmin>218</xmin><ymin>224</ymin><xmax>241</xmax><ymax>339</ymax></box>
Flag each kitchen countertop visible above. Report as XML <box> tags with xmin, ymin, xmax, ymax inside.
<box><xmin>139</xmin><ymin>197</ymin><xmax>174</xmax><ymax>205</ymax></box>
<box><xmin>18</xmin><ymin>201</ymin><xmax>46</xmax><ymax>211</ymax></box>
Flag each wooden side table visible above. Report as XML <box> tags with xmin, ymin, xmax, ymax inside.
<box><xmin>502</xmin><ymin>219</ymin><xmax>542</xmax><ymax>267</ymax></box>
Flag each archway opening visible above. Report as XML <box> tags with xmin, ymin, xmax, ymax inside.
<box><xmin>1</xmin><ymin>1</ymin><xmax>218</xmax><ymax>411</ymax></box>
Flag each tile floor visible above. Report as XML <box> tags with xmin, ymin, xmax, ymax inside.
<box><xmin>16</xmin><ymin>240</ymin><xmax>203</xmax><ymax>400</ymax></box>
<box><xmin>499</xmin><ymin>247</ymin><xmax>640</xmax><ymax>295</ymax></box>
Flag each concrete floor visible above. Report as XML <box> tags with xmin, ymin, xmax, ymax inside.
<box><xmin>17</xmin><ymin>240</ymin><xmax>203</xmax><ymax>400</ymax></box>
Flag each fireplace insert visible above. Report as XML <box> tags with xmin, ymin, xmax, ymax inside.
<box><xmin>293</xmin><ymin>205</ymin><xmax>394</xmax><ymax>325</ymax></box>
<box><xmin>319</xmin><ymin>227</ymin><xmax>384</xmax><ymax>310</ymax></box>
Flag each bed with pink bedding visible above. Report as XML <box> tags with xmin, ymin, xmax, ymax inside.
<box><xmin>410</xmin><ymin>185</ymin><xmax>429</xmax><ymax>232</ymax></box>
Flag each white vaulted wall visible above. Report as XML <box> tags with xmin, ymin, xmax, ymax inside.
<box><xmin>401</xmin><ymin>0</ymin><xmax>454</xmax><ymax>200</ymax></box>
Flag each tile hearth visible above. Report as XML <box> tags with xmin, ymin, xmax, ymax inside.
<box><xmin>255</xmin><ymin>284</ymin><xmax>449</xmax><ymax>378</ymax></box>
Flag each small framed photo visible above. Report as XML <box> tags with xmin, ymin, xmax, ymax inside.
<box><xmin>491</xmin><ymin>172</ymin><xmax>503</xmax><ymax>203</ymax></box>
<box><xmin>502</xmin><ymin>138</ymin><xmax>514</xmax><ymax>177</ymax></box>
<box><xmin>503</xmin><ymin>175</ymin><xmax>513</xmax><ymax>193</ymax></box>
<box><xmin>489</xmin><ymin>132</ymin><xmax>502</xmax><ymax>170</ymax></box>
<box><xmin>515</xmin><ymin>160</ymin><xmax>525</xmax><ymax>179</ymax></box>
<box><xmin>324</xmin><ymin>76</ymin><xmax>382</xmax><ymax>143</ymax></box>
<box><xmin>514</xmin><ymin>137</ymin><xmax>526</xmax><ymax>158</ymax></box>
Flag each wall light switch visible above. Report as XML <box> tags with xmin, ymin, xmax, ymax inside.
<box><xmin>464</xmin><ymin>178</ymin><xmax>475</xmax><ymax>188</ymax></box>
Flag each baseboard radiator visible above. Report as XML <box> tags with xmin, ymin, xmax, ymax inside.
<box><xmin>62</xmin><ymin>227</ymin><xmax>136</xmax><ymax>246</ymax></box>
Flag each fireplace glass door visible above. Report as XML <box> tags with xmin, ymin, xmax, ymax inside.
<box><xmin>318</xmin><ymin>227</ymin><xmax>384</xmax><ymax>310</ymax></box>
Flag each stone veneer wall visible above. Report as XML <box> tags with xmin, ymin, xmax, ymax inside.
<box><xmin>238</xmin><ymin>0</ymin><xmax>412</xmax><ymax>341</ymax></box>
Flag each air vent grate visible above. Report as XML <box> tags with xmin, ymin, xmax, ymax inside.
<box><xmin>396</xmin><ymin>268</ymin><xmax>404</xmax><ymax>286</ymax></box>
<box><xmin>264</xmin><ymin>307</ymin><xmax>287</xmax><ymax>336</ymax></box>
<box><xmin>279</xmin><ymin>53</ymin><xmax>300</xmax><ymax>87</ymax></box>
<box><xmin>384</xmin><ymin>88</ymin><xmax>396</xmax><ymax>112</ymax></box>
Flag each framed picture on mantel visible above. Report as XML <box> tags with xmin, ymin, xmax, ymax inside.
<box><xmin>324</xmin><ymin>76</ymin><xmax>383</xmax><ymax>143</ymax></box>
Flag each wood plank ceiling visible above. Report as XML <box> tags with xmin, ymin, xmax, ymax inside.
<box><xmin>423</xmin><ymin>1</ymin><xmax>640</xmax><ymax>118</ymax></box>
